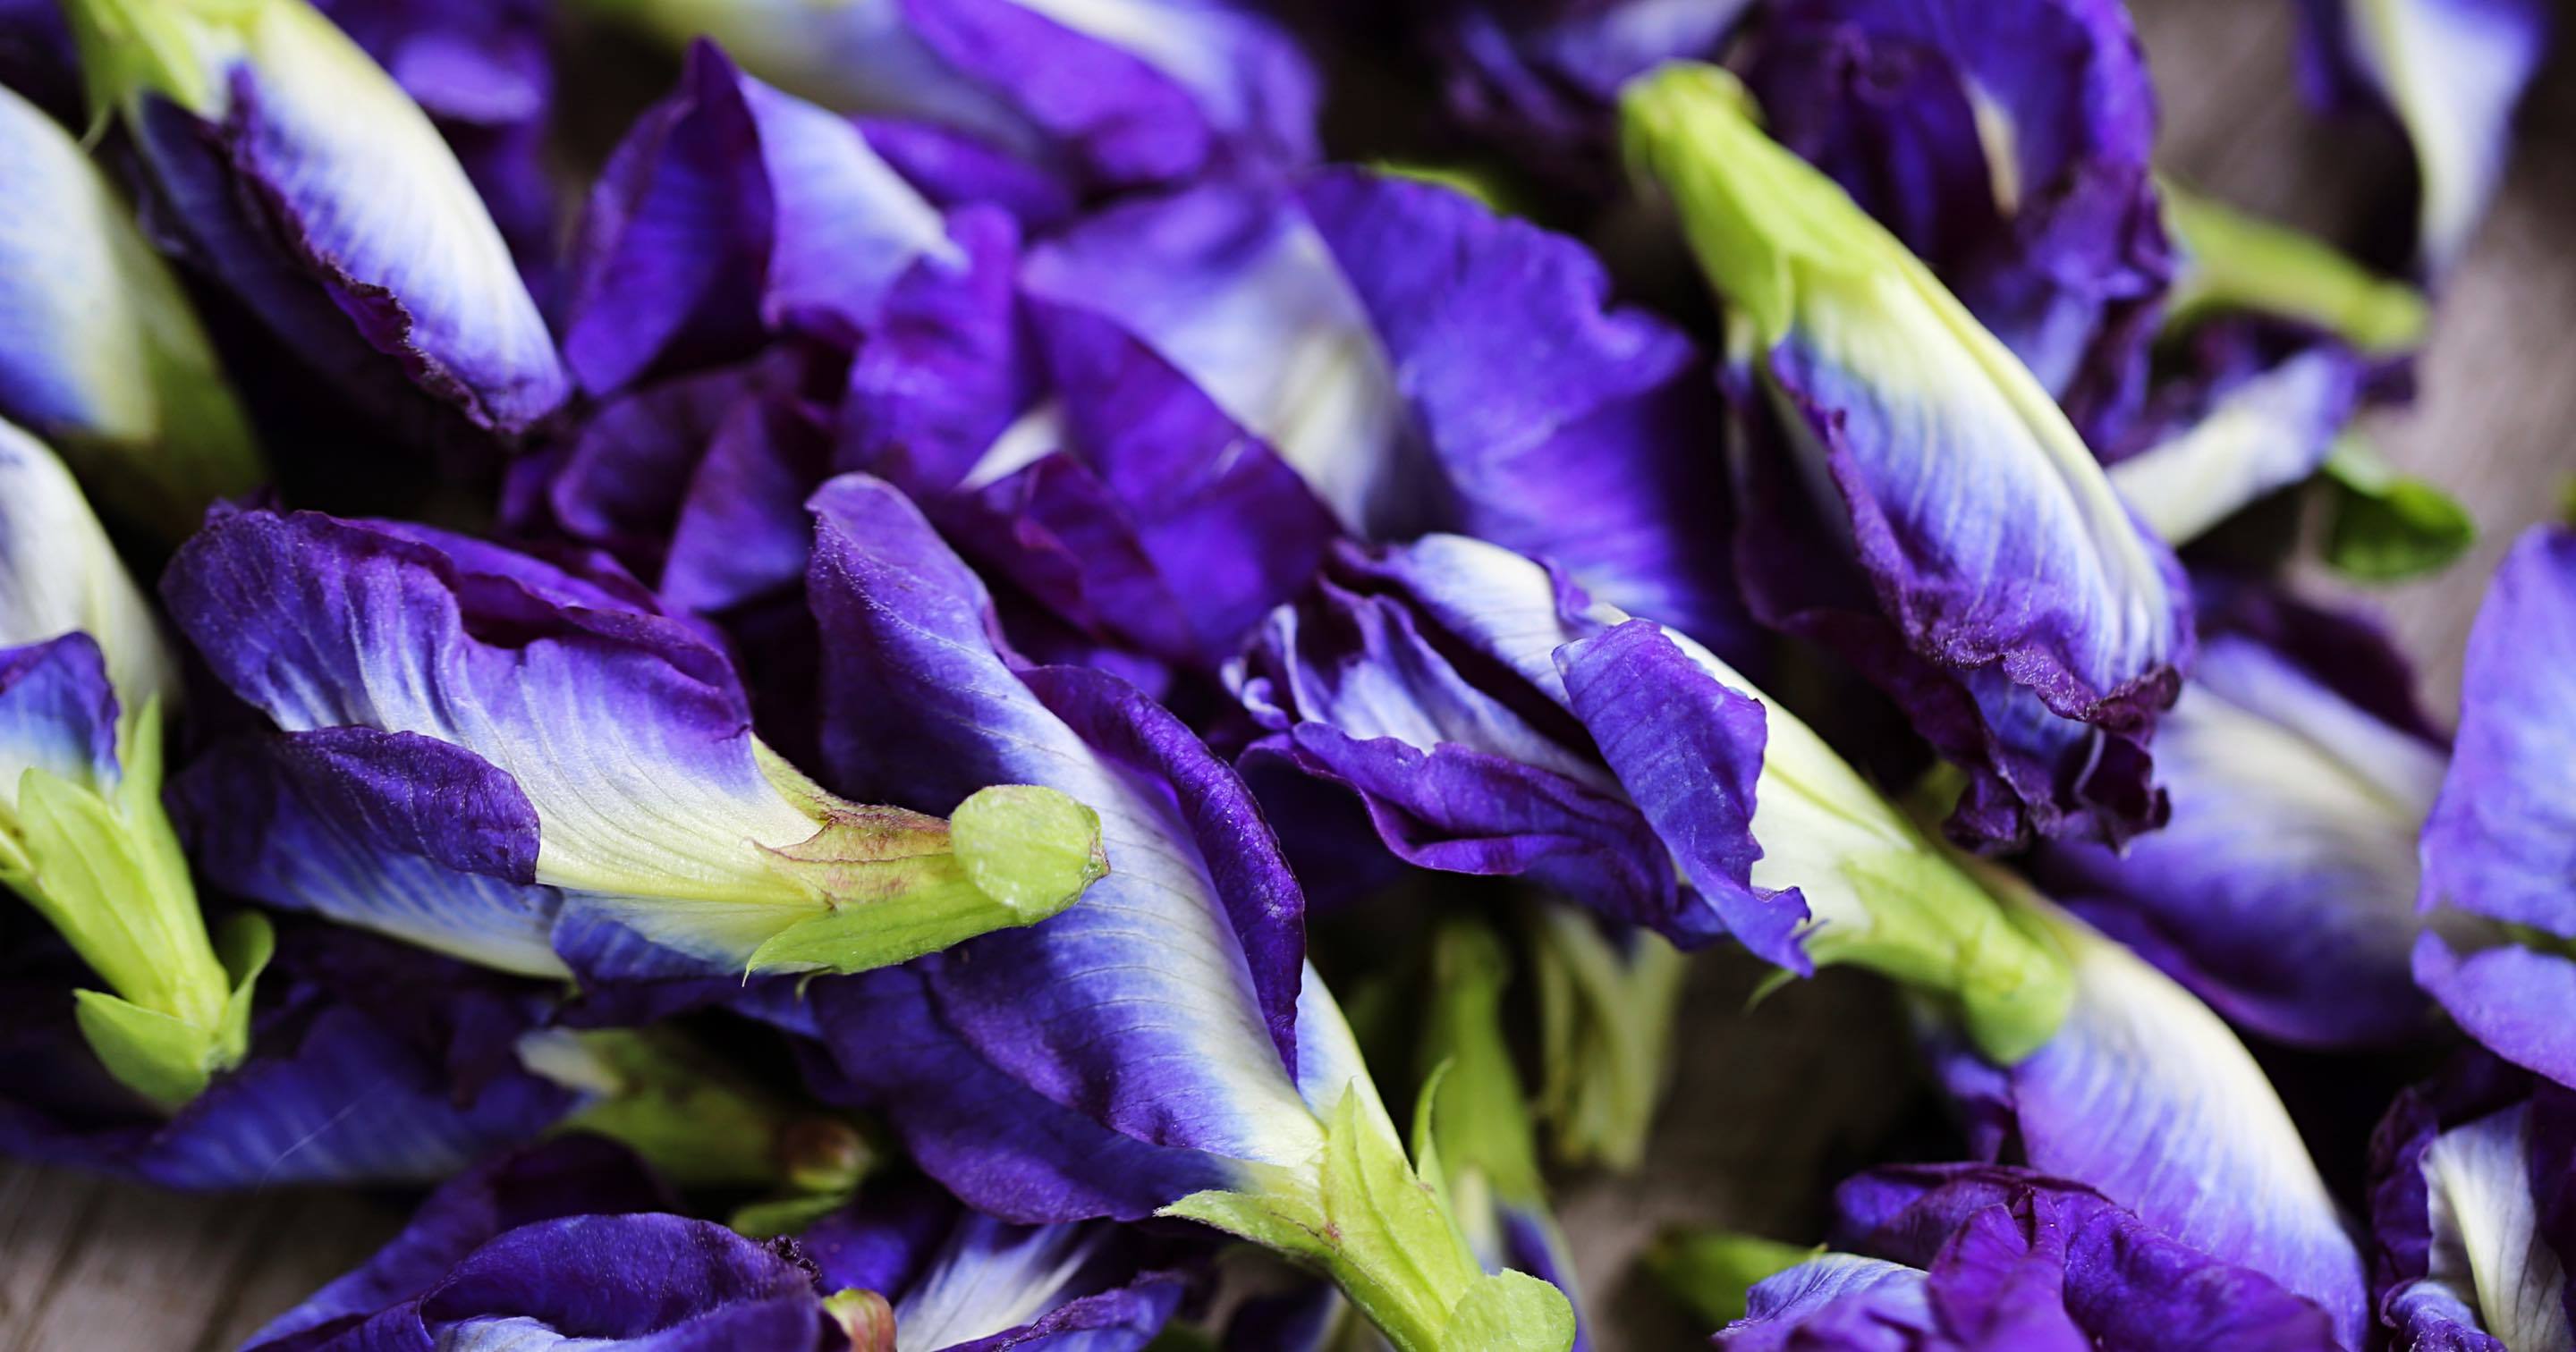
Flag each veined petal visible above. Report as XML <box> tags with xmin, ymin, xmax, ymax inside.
<box><xmin>809</xmin><ymin>473</ymin><xmax>1317</xmax><ymax>1163</ymax></box>
<box><xmin>2407</xmin><ymin>1104</ymin><xmax>2574</xmax><ymax>1349</ymax></box>
<box><xmin>2413</xmin><ymin>934</ymin><xmax>2576</xmax><ymax>1091</ymax></box>
<box><xmin>1943</xmin><ymin>908</ymin><xmax>2367</xmax><ymax>1341</ymax></box>
<box><xmin>1021</xmin><ymin>182</ymin><xmax>1420</xmax><ymax>537</ymax></box>
<box><xmin>1717</xmin><ymin>1254</ymin><xmax>1938</xmax><ymax>1350</ymax></box>
<box><xmin>2292</xmin><ymin>0</ymin><xmax>2553</xmax><ymax>271</ymax></box>
<box><xmin>1297</xmin><ymin>169</ymin><xmax>1755</xmax><ymax>653</ymax></box>
<box><xmin>2035</xmin><ymin>625</ymin><xmax>2446</xmax><ymax>1048</ymax></box>
<box><xmin>75</xmin><ymin>0</ymin><xmax>568</xmax><ymax>433</ymax></box>
<box><xmin>2423</xmin><ymin>527</ymin><xmax>2576</xmax><ymax>936</ymax></box>
<box><xmin>163</xmin><ymin>508</ymin><xmax>1103</xmax><ymax>975</ymax></box>
<box><xmin>174</xmin><ymin>731</ymin><xmax>569</xmax><ymax>979</ymax></box>
<box><xmin>0</xmin><ymin>420</ymin><xmax>177</xmax><ymax>713</ymax></box>
<box><xmin>0</xmin><ymin>636</ymin><xmax>123</xmax><ymax>814</ymax></box>
<box><xmin>1625</xmin><ymin>64</ymin><xmax>2191</xmax><ymax>849</ymax></box>
<box><xmin>0</xmin><ymin>82</ymin><xmax>259</xmax><ymax>539</ymax></box>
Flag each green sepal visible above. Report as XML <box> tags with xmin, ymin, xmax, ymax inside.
<box><xmin>521</xmin><ymin>1027</ymin><xmax>873</xmax><ymax>1192</ymax></box>
<box><xmin>1162</xmin><ymin>1083</ymin><xmax>1574</xmax><ymax>1351</ymax></box>
<box><xmin>2319</xmin><ymin>439</ymin><xmax>2476</xmax><ymax>582</ymax></box>
<box><xmin>747</xmin><ymin>783</ymin><xmax>1106</xmax><ymax>976</ymax></box>
<box><xmin>2160</xmin><ymin>183</ymin><xmax>2428</xmax><ymax>356</ymax></box>
<box><xmin>1643</xmin><ymin>1229</ymin><xmax>1824</xmax><ymax>1329</ymax></box>
<box><xmin>1418</xmin><ymin>920</ymin><xmax>1545</xmax><ymax>1206</ymax></box>
<box><xmin>1530</xmin><ymin>906</ymin><xmax>1689</xmax><ymax>1171</ymax></box>
<box><xmin>5</xmin><ymin>700</ymin><xmax>257</xmax><ymax>1109</ymax></box>
<box><xmin>1809</xmin><ymin>848</ymin><xmax>2072</xmax><ymax>1064</ymax></box>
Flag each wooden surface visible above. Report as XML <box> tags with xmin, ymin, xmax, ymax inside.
<box><xmin>5</xmin><ymin>2</ymin><xmax>2572</xmax><ymax>1348</ymax></box>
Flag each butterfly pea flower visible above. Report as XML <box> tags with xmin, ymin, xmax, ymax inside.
<box><xmin>1707</xmin><ymin>1164</ymin><xmax>2343</xmax><ymax>1348</ymax></box>
<box><xmin>2367</xmin><ymin>1053</ymin><xmax>2576</xmax><ymax>1350</ymax></box>
<box><xmin>1623</xmin><ymin>63</ymin><xmax>2193</xmax><ymax>849</ymax></box>
<box><xmin>800</xmin><ymin>477</ymin><xmax>1575</xmax><ymax>1351</ymax></box>
<box><xmin>1741</xmin><ymin>0</ymin><xmax>2174</xmax><ymax>447</ymax></box>
<box><xmin>1234</xmin><ymin>530</ymin><xmax>2364</xmax><ymax>1332</ymax></box>
<box><xmin>0</xmin><ymin>920</ymin><xmax>578</xmax><ymax>1187</ymax></box>
<box><xmin>0</xmin><ymin>82</ymin><xmax>260</xmax><ymax>541</ymax></box>
<box><xmin>2414</xmin><ymin>527</ymin><xmax>2576</xmax><ymax>1089</ymax></box>
<box><xmin>2028</xmin><ymin>583</ymin><xmax>2454</xmax><ymax>1049</ymax></box>
<box><xmin>1228</xmin><ymin>532</ymin><xmax>2068</xmax><ymax>1060</ymax></box>
<box><xmin>2290</xmin><ymin>0</ymin><xmax>2553</xmax><ymax>273</ymax></box>
<box><xmin>0</xmin><ymin>420</ymin><xmax>262</xmax><ymax>1110</ymax></box>
<box><xmin>568</xmin><ymin>0</ymin><xmax>1318</xmax><ymax>192</ymax></box>
<box><xmin>60</xmin><ymin>0</ymin><xmax>567</xmax><ymax>436</ymax></box>
<box><xmin>158</xmin><ymin>506</ymin><xmax>1107</xmax><ymax>984</ymax></box>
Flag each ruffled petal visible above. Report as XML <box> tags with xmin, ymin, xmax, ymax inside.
<box><xmin>1937</xmin><ymin>914</ymin><xmax>2367</xmax><ymax>1341</ymax></box>
<box><xmin>2034</xmin><ymin>626</ymin><xmax>2446</xmax><ymax>1048</ymax></box>
<box><xmin>1627</xmin><ymin>63</ymin><xmax>2193</xmax><ymax>848</ymax></box>
<box><xmin>1744</xmin><ymin>0</ymin><xmax>2173</xmax><ymax>442</ymax></box>
<box><xmin>104</xmin><ymin>0</ymin><xmax>567</xmax><ymax>433</ymax></box>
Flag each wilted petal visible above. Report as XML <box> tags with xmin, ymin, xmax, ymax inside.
<box><xmin>1625</xmin><ymin>64</ymin><xmax>2192</xmax><ymax>849</ymax></box>
<box><xmin>72</xmin><ymin>0</ymin><xmax>568</xmax><ymax>433</ymax></box>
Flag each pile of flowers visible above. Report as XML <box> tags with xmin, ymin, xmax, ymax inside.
<box><xmin>0</xmin><ymin>0</ymin><xmax>2563</xmax><ymax>1346</ymax></box>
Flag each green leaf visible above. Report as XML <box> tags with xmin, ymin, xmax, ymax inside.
<box><xmin>1644</xmin><ymin>1230</ymin><xmax>1822</xmax><ymax>1329</ymax></box>
<box><xmin>2161</xmin><ymin>183</ymin><xmax>2428</xmax><ymax>356</ymax></box>
<box><xmin>1529</xmin><ymin>907</ymin><xmax>1689</xmax><ymax>1171</ymax></box>
<box><xmin>2320</xmin><ymin>441</ymin><xmax>2476</xmax><ymax>582</ymax></box>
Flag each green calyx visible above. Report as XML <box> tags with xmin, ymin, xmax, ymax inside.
<box><xmin>3</xmin><ymin>699</ymin><xmax>265</xmax><ymax>1109</ymax></box>
<box><xmin>1162</xmin><ymin>1082</ymin><xmax>1577</xmax><ymax>1352</ymax></box>
<box><xmin>746</xmin><ymin>781</ymin><xmax>1106</xmax><ymax>976</ymax></box>
<box><xmin>1620</xmin><ymin>63</ymin><xmax>1895</xmax><ymax>351</ymax></box>
<box><xmin>58</xmin><ymin>0</ymin><xmax>267</xmax><ymax>119</ymax></box>
<box><xmin>1530</xmin><ymin>906</ymin><xmax>1688</xmax><ymax>1171</ymax></box>
<box><xmin>2160</xmin><ymin>182</ymin><xmax>2428</xmax><ymax>356</ymax></box>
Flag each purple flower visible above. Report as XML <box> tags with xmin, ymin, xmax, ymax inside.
<box><xmin>1715</xmin><ymin>1164</ymin><xmax>2342</xmax><ymax>1349</ymax></box>
<box><xmin>60</xmin><ymin>0</ymin><xmax>569</xmax><ymax>437</ymax></box>
<box><xmin>799</xmin><ymin>475</ymin><xmax>1574</xmax><ymax>1346</ymax></box>
<box><xmin>159</xmin><ymin>505</ymin><xmax>1106</xmax><ymax>984</ymax></box>
<box><xmin>1625</xmin><ymin>63</ymin><xmax>2193</xmax><ymax>849</ymax></box>
<box><xmin>1425</xmin><ymin>0</ymin><xmax>1756</xmax><ymax>178</ymax></box>
<box><xmin>1742</xmin><ymin>0</ymin><xmax>2174</xmax><ymax>446</ymax></box>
